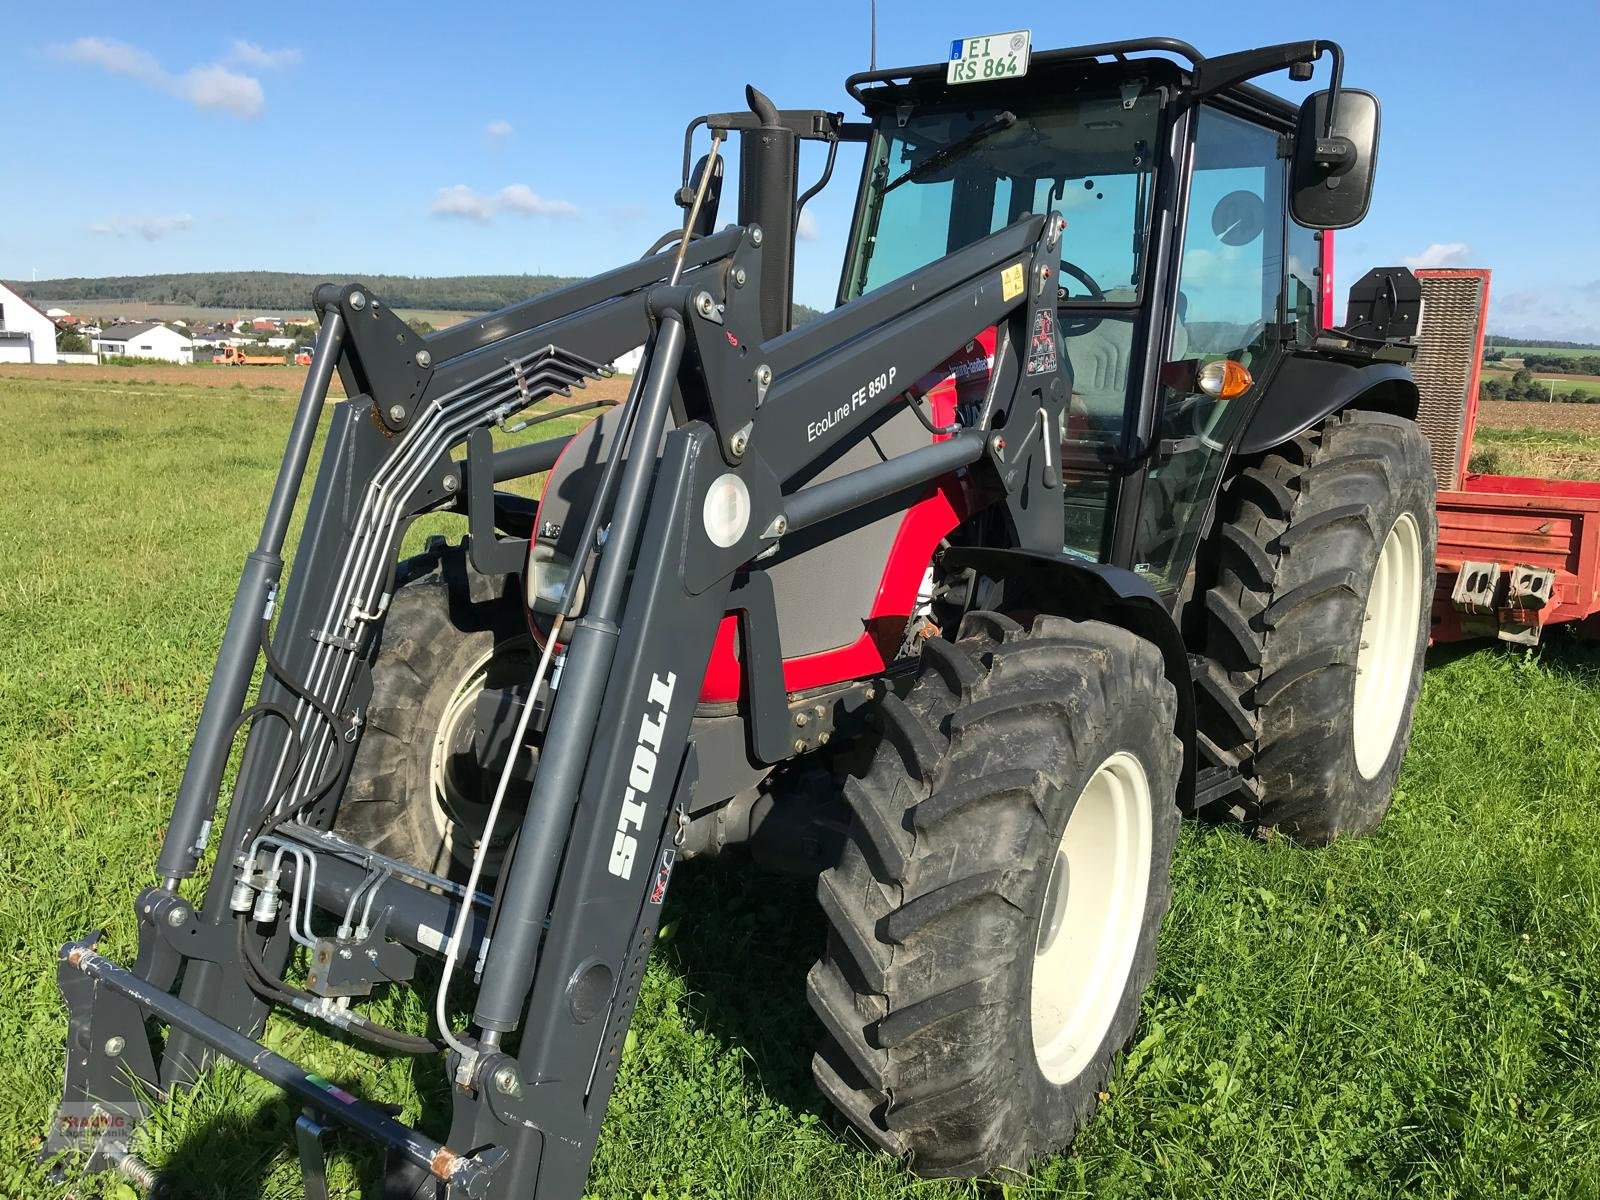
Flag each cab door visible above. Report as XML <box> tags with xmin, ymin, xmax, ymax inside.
<box><xmin>1134</xmin><ymin>104</ymin><xmax>1291</xmax><ymax>593</ymax></box>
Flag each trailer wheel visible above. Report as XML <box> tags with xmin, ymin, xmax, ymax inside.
<box><xmin>809</xmin><ymin>611</ymin><xmax>1182</xmax><ymax>1176</ymax></box>
<box><xmin>1194</xmin><ymin>408</ymin><xmax>1436</xmax><ymax>843</ymax></box>
<box><xmin>333</xmin><ymin>542</ymin><xmax>532</xmax><ymax>877</ymax></box>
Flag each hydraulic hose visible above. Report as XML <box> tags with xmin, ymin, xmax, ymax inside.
<box><xmin>235</xmin><ymin>915</ymin><xmax>437</xmax><ymax>1055</ymax></box>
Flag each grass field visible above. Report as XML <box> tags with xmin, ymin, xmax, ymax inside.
<box><xmin>1481</xmin><ymin>366</ymin><xmax>1600</xmax><ymax>400</ymax></box>
<box><xmin>1465</xmin><ymin>402</ymin><xmax>1600</xmax><ymax>479</ymax></box>
<box><xmin>3</xmin><ymin>374</ymin><xmax>1600</xmax><ymax>1198</ymax></box>
<box><xmin>1470</xmin><ymin>428</ymin><xmax>1600</xmax><ymax>480</ymax></box>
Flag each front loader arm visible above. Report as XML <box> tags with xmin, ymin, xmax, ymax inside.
<box><xmin>52</xmin><ymin>207</ymin><xmax>1072</xmax><ymax>1199</ymax></box>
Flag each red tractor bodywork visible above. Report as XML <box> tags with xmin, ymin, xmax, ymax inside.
<box><xmin>533</xmin><ymin>332</ymin><xmax>998</xmax><ymax>705</ymax></box>
<box><xmin>697</xmin><ymin>333</ymin><xmax>990</xmax><ymax>703</ymax></box>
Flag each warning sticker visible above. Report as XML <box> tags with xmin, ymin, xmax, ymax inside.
<box><xmin>1027</xmin><ymin>307</ymin><xmax>1059</xmax><ymax>376</ymax></box>
<box><xmin>1001</xmin><ymin>263</ymin><xmax>1024</xmax><ymax>302</ymax></box>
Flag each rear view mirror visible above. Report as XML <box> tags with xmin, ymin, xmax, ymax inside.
<box><xmin>1291</xmin><ymin>88</ymin><xmax>1379</xmax><ymax>230</ymax></box>
<box><xmin>679</xmin><ymin>153</ymin><xmax>725</xmax><ymax>238</ymax></box>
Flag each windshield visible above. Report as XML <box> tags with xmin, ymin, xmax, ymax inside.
<box><xmin>844</xmin><ymin>85</ymin><xmax>1163</xmax><ymax>302</ymax></box>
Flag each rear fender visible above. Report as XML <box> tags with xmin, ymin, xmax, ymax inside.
<box><xmin>941</xmin><ymin>546</ymin><xmax>1196</xmax><ymax>807</ymax></box>
<box><xmin>1236</xmin><ymin>352</ymin><xmax>1419</xmax><ymax>457</ymax></box>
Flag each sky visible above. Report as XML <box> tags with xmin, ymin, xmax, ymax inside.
<box><xmin>3</xmin><ymin>0</ymin><xmax>1597</xmax><ymax>340</ymax></box>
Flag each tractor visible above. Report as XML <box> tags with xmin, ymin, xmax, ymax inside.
<box><xmin>50</xmin><ymin>33</ymin><xmax>1433</xmax><ymax>1198</ymax></box>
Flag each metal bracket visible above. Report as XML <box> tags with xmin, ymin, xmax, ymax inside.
<box><xmin>1450</xmin><ymin>559</ymin><xmax>1502</xmax><ymax>639</ymax></box>
<box><xmin>724</xmin><ymin>572</ymin><xmax>794</xmax><ymax>763</ymax></box>
<box><xmin>1508</xmin><ymin>563</ymin><xmax>1555</xmax><ymax>611</ymax></box>
<box><xmin>788</xmin><ymin>679</ymin><xmax>877</xmax><ymax>756</ymax></box>
<box><xmin>295</xmin><ymin>1108</ymin><xmax>332</xmax><ymax>1200</ymax></box>
<box><xmin>1500</xmin><ymin>563</ymin><xmax>1556</xmax><ymax>646</ymax></box>
<box><xmin>333</xmin><ymin>284</ymin><xmax>433</xmax><ymax>432</ymax></box>
<box><xmin>305</xmin><ymin>908</ymin><xmax>418</xmax><ymax>999</ymax></box>
<box><xmin>1450</xmin><ymin>560</ymin><xmax>1501</xmax><ymax>614</ymax></box>
<box><xmin>47</xmin><ymin>933</ymin><xmax>161</xmax><ymax>1177</ymax></box>
<box><xmin>683</xmin><ymin>227</ymin><xmax>769</xmax><ymax>467</ymax></box>
<box><xmin>311</xmin><ymin>628</ymin><xmax>362</xmax><ymax>653</ymax></box>
<box><xmin>466</xmin><ymin>428</ymin><xmax>533</xmax><ymax>576</ymax></box>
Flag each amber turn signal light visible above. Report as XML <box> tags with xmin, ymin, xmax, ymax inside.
<box><xmin>1197</xmin><ymin>359</ymin><xmax>1253</xmax><ymax>400</ymax></box>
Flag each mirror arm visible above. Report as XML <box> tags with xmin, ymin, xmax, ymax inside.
<box><xmin>1320</xmin><ymin>42</ymin><xmax>1345</xmax><ymax>140</ymax></box>
<box><xmin>1194</xmin><ymin>39</ymin><xmax>1345</xmax><ymax>133</ymax></box>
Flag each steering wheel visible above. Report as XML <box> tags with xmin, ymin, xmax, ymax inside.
<box><xmin>1229</xmin><ymin>318</ymin><xmax>1269</xmax><ymax>360</ymax></box>
<box><xmin>1055</xmin><ymin>258</ymin><xmax>1106</xmax><ymax>302</ymax></box>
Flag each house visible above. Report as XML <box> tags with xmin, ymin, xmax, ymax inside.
<box><xmin>93</xmin><ymin>323</ymin><xmax>194</xmax><ymax>364</ymax></box>
<box><xmin>611</xmin><ymin>344</ymin><xmax>645</xmax><ymax>375</ymax></box>
<box><xmin>0</xmin><ymin>281</ymin><xmax>60</xmax><ymax>364</ymax></box>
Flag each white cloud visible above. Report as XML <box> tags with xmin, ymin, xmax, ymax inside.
<box><xmin>1174</xmin><ymin>244</ymin><xmax>1244</xmax><ymax>287</ymax></box>
<box><xmin>430</xmin><ymin>184</ymin><xmax>579</xmax><ymax>223</ymax></box>
<box><xmin>485</xmin><ymin>119</ymin><xmax>514</xmax><ymax>141</ymax></box>
<box><xmin>796</xmin><ymin>210</ymin><xmax>819</xmax><ymax>241</ymax></box>
<box><xmin>1401</xmin><ymin>242</ymin><xmax>1472</xmax><ymax>270</ymax></box>
<box><xmin>431</xmin><ymin>185</ymin><xmax>496</xmax><ymax>224</ymax></box>
<box><xmin>496</xmin><ymin>184</ymin><xmax>577</xmax><ymax>217</ymax></box>
<box><xmin>226</xmin><ymin>40</ymin><xmax>301</xmax><ymax>70</ymax></box>
<box><xmin>179</xmin><ymin>65</ymin><xmax>264</xmax><ymax>117</ymax></box>
<box><xmin>52</xmin><ymin>37</ymin><xmax>264</xmax><ymax>117</ymax></box>
<box><xmin>90</xmin><ymin>213</ymin><xmax>195</xmax><ymax>241</ymax></box>
<box><xmin>55</xmin><ymin>37</ymin><xmax>164</xmax><ymax>84</ymax></box>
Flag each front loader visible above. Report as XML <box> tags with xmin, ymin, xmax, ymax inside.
<box><xmin>49</xmin><ymin>33</ymin><xmax>1435</xmax><ymax>1197</ymax></box>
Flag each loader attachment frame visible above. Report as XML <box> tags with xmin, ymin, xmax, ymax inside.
<box><xmin>51</xmin><ymin>203</ymin><xmax>1070</xmax><ymax>1196</ymax></box>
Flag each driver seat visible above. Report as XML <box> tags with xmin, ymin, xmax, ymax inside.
<box><xmin>1061</xmin><ymin>288</ymin><xmax>1189</xmax><ymax>425</ymax></box>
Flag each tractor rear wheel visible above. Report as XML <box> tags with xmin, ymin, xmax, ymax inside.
<box><xmin>809</xmin><ymin>611</ymin><xmax>1182</xmax><ymax>1176</ymax></box>
<box><xmin>1193</xmin><ymin>408</ymin><xmax>1436</xmax><ymax>843</ymax></box>
<box><xmin>333</xmin><ymin>542</ymin><xmax>533</xmax><ymax>878</ymax></box>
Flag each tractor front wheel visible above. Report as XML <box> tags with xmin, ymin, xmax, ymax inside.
<box><xmin>333</xmin><ymin>542</ymin><xmax>533</xmax><ymax>878</ymax></box>
<box><xmin>809</xmin><ymin>611</ymin><xmax>1182</xmax><ymax>1176</ymax></box>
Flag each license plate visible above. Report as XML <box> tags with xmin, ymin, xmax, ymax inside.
<box><xmin>947</xmin><ymin>30</ymin><xmax>1031</xmax><ymax>85</ymax></box>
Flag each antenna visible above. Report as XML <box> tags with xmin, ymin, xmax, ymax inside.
<box><xmin>869</xmin><ymin>0</ymin><xmax>877</xmax><ymax>70</ymax></box>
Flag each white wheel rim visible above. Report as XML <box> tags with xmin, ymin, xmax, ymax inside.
<box><xmin>428</xmin><ymin>638</ymin><xmax>532</xmax><ymax>868</ymax></box>
<box><xmin>1030</xmin><ymin>751</ymin><xmax>1153</xmax><ymax>1085</ymax></box>
<box><xmin>1352</xmin><ymin>512</ymin><xmax>1423</xmax><ymax>780</ymax></box>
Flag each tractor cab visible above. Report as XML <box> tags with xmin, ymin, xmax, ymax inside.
<box><xmin>830</xmin><ymin>37</ymin><xmax>1380</xmax><ymax>595</ymax></box>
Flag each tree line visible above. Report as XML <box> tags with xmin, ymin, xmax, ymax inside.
<box><xmin>20</xmin><ymin>272</ymin><xmax>584</xmax><ymax>313</ymax></box>
<box><xmin>1485</xmin><ymin>335</ymin><xmax>1600</xmax><ymax>352</ymax></box>
<box><xmin>1481</xmin><ymin>370</ymin><xmax>1599</xmax><ymax>405</ymax></box>
<box><xmin>1511</xmin><ymin>354</ymin><xmax>1600</xmax><ymax>377</ymax></box>
<box><xmin>1483</xmin><ymin>348</ymin><xmax>1600</xmax><ymax>374</ymax></box>
<box><xmin>22</xmin><ymin>272</ymin><xmax>827</xmax><ymax>326</ymax></box>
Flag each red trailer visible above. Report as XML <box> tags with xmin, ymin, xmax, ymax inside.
<box><xmin>1410</xmin><ymin>268</ymin><xmax>1600</xmax><ymax>644</ymax></box>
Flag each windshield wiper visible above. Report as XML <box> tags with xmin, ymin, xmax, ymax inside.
<box><xmin>881</xmin><ymin>110</ymin><xmax>1017</xmax><ymax>195</ymax></box>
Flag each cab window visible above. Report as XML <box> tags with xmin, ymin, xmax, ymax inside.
<box><xmin>845</xmin><ymin>89</ymin><xmax>1162</xmax><ymax>302</ymax></box>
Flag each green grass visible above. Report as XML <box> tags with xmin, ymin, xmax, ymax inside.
<box><xmin>1538</xmin><ymin>377</ymin><xmax>1600</xmax><ymax>398</ymax></box>
<box><xmin>1487</xmin><ymin>375</ymin><xmax>1600</xmax><ymax>399</ymax></box>
<box><xmin>1470</xmin><ymin>427</ymin><xmax>1600</xmax><ymax>480</ymax></box>
<box><xmin>3</xmin><ymin>379</ymin><xmax>1600</xmax><ymax>1198</ymax></box>
<box><xmin>1480</xmin><ymin>367</ymin><xmax>1600</xmax><ymax>398</ymax></box>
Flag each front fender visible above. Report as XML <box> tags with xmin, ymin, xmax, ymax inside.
<box><xmin>941</xmin><ymin>546</ymin><xmax>1195</xmax><ymax>808</ymax></box>
<box><xmin>1237</xmin><ymin>352</ymin><xmax>1419</xmax><ymax>457</ymax></box>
